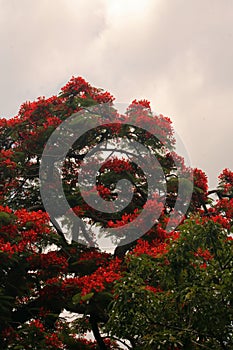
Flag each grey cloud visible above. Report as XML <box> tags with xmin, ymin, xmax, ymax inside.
<box><xmin>0</xmin><ymin>0</ymin><xmax>107</xmax><ymax>116</ymax></box>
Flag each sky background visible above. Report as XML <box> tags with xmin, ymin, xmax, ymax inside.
<box><xmin>1</xmin><ymin>0</ymin><xmax>232</xmax><ymax>188</ymax></box>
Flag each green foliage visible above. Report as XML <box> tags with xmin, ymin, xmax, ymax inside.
<box><xmin>106</xmin><ymin>218</ymin><xmax>233</xmax><ymax>349</ymax></box>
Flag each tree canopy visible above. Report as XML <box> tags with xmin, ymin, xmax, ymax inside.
<box><xmin>0</xmin><ymin>77</ymin><xmax>232</xmax><ymax>349</ymax></box>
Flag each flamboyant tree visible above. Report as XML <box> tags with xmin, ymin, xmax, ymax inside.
<box><xmin>0</xmin><ymin>77</ymin><xmax>232</xmax><ymax>349</ymax></box>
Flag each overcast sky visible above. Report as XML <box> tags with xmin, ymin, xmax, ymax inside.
<box><xmin>1</xmin><ymin>0</ymin><xmax>233</xmax><ymax>188</ymax></box>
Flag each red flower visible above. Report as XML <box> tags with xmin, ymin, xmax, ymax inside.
<box><xmin>194</xmin><ymin>248</ymin><xmax>213</xmax><ymax>261</ymax></box>
<box><xmin>29</xmin><ymin>319</ymin><xmax>45</xmax><ymax>332</ymax></box>
<box><xmin>145</xmin><ymin>285</ymin><xmax>162</xmax><ymax>293</ymax></box>
<box><xmin>100</xmin><ymin>157</ymin><xmax>133</xmax><ymax>174</ymax></box>
<box><xmin>45</xmin><ymin>333</ymin><xmax>64</xmax><ymax>349</ymax></box>
<box><xmin>62</xmin><ymin>258</ymin><xmax>122</xmax><ymax>297</ymax></box>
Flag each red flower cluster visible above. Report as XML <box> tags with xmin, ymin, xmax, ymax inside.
<box><xmin>215</xmin><ymin>198</ymin><xmax>233</xmax><ymax>219</ymax></box>
<box><xmin>45</xmin><ymin>333</ymin><xmax>64</xmax><ymax>349</ymax></box>
<box><xmin>101</xmin><ymin>157</ymin><xmax>133</xmax><ymax>174</ymax></box>
<box><xmin>218</xmin><ymin>168</ymin><xmax>233</xmax><ymax>194</ymax></box>
<box><xmin>210</xmin><ymin>214</ymin><xmax>231</xmax><ymax>229</ymax></box>
<box><xmin>27</xmin><ymin>251</ymin><xmax>68</xmax><ymax>274</ymax></box>
<box><xmin>29</xmin><ymin>319</ymin><xmax>45</xmax><ymax>332</ymax></box>
<box><xmin>193</xmin><ymin>168</ymin><xmax>208</xmax><ymax>194</ymax></box>
<box><xmin>135</xmin><ymin>114</ymin><xmax>174</xmax><ymax>144</ymax></box>
<box><xmin>191</xmin><ymin>212</ymin><xmax>231</xmax><ymax>230</ymax></box>
<box><xmin>78</xmin><ymin>250</ymin><xmax>110</xmax><ymax>265</ymax></box>
<box><xmin>108</xmin><ymin>208</ymin><xmax>139</xmax><ymax>228</ymax></box>
<box><xmin>132</xmin><ymin>238</ymin><xmax>169</xmax><ymax>259</ymax></box>
<box><xmin>0</xmin><ymin>149</ymin><xmax>16</xmax><ymax>169</ymax></box>
<box><xmin>97</xmin><ymin>184</ymin><xmax>112</xmax><ymax>199</ymax></box>
<box><xmin>145</xmin><ymin>285</ymin><xmax>162</xmax><ymax>294</ymax></box>
<box><xmin>194</xmin><ymin>247</ymin><xmax>213</xmax><ymax>261</ymax></box>
<box><xmin>61</xmin><ymin>76</ymin><xmax>114</xmax><ymax>104</ymax></box>
<box><xmin>81</xmin><ymin>184</ymin><xmax>112</xmax><ymax>201</ymax></box>
<box><xmin>63</xmin><ymin>258</ymin><xmax>121</xmax><ymax>297</ymax></box>
<box><xmin>129</xmin><ymin>99</ymin><xmax>151</xmax><ymax>110</ymax></box>
<box><xmin>191</xmin><ymin>168</ymin><xmax>209</xmax><ymax>206</ymax></box>
<box><xmin>15</xmin><ymin>208</ymin><xmax>50</xmax><ymax>231</ymax></box>
<box><xmin>0</xmin><ymin>206</ymin><xmax>54</xmax><ymax>258</ymax></box>
<box><xmin>40</xmin><ymin>277</ymin><xmax>63</xmax><ymax>300</ymax></box>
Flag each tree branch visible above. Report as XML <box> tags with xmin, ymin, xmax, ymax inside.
<box><xmin>89</xmin><ymin>314</ymin><xmax>108</xmax><ymax>350</ymax></box>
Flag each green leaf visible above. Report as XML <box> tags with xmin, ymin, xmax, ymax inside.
<box><xmin>72</xmin><ymin>293</ymin><xmax>82</xmax><ymax>304</ymax></box>
<box><xmin>81</xmin><ymin>292</ymin><xmax>94</xmax><ymax>302</ymax></box>
<box><xmin>0</xmin><ymin>212</ymin><xmax>12</xmax><ymax>225</ymax></box>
